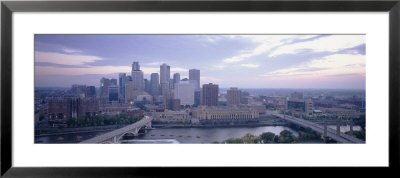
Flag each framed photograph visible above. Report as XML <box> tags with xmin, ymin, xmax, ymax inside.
<box><xmin>1</xmin><ymin>0</ymin><xmax>399</xmax><ymax>176</ymax></box>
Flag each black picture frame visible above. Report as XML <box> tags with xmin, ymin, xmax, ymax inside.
<box><xmin>1</xmin><ymin>0</ymin><xmax>399</xmax><ymax>177</ymax></box>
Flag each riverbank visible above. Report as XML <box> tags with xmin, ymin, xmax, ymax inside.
<box><xmin>152</xmin><ymin>122</ymin><xmax>288</xmax><ymax>129</ymax></box>
<box><xmin>35</xmin><ymin>120</ymin><xmax>288</xmax><ymax>137</ymax></box>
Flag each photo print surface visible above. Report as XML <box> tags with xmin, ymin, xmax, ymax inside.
<box><xmin>34</xmin><ymin>34</ymin><xmax>366</xmax><ymax>144</ymax></box>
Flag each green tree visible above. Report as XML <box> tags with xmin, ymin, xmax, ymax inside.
<box><xmin>223</xmin><ymin>138</ymin><xmax>244</xmax><ymax>144</ymax></box>
<box><xmin>242</xmin><ymin>133</ymin><xmax>257</xmax><ymax>144</ymax></box>
<box><xmin>279</xmin><ymin>130</ymin><xmax>297</xmax><ymax>143</ymax></box>
<box><xmin>273</xmin><ymin>135</ymin><xmax>279</xmax><ymax>143</ymax></box>
<box><xmin>260</xmin><ymin>132</ymin><xmax>275</xmax><ymax>143</ymax></box>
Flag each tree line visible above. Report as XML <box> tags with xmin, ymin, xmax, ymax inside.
<box><xmin>65</xmin><ymin>112</ymin><xmax>143</xmax><ymax>128</ymax></box>
<box><xmin>213</xmin><ymin>128</ymin><xmax>323</xmax><ymax>144</ymax></box>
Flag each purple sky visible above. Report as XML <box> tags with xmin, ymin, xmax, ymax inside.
<box><xmin>34</xmin><ymin>34</ymin><xmax>366</xmax><ymax>89</ymax></box>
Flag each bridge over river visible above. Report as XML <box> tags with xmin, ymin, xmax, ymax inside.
<box><xmin>267</xmin><ymin>111</ymin><xmax>365</xmax><ymax>144</ymax></box>
<box><xmin>80</xmin><ymin>116</ymin><xmax>153</xmax><ymax>144</ymax></box>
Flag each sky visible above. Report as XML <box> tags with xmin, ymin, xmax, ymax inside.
<box><xmin>34</xmin><ymin>34</ymin><xmax>366</xmax><ymax>89</ymax></box>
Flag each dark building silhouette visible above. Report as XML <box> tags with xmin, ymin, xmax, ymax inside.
<box><xmin>194</xmin><ymin>90</ymin><xmax>201</xmax><ymax>106</ymax></box>
<box><xmin>166</xmin><ymin>99</ymin><xmax>181</xmax><ymax>111</ymax></box>
<box><xmin>48</xmin><ymin>97</ymin><xmax>99</xmax><ymax>119</ymax></box>
<box><xmin>108</xmin><ymin>85</ymin><xmax>119</xmax><ymax>103</ymax></box>
<box><xmin>71</xmin><ymin>84</ymin><xmax>86</xmax><ymax>97</ymax></box>
<box><xmin>85</xmin><ymin>86</ymin><xmax>96</xmax><ymax>97</ymax></box>
<box><xmin>202</xmin><ymin>83</ymin><xmax>219</xmax><ymax>106</ymax></box>
<box><xmin>291</xmin><ymin>92</ymin><xmax>304</xmax><ymax>100</ymax></box>
<box><xmin>100</xmin><ymin>78</ymin><xmax>111</xmax><ymax>104</ymax></box>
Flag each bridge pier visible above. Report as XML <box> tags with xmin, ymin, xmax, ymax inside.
<box><xmin>349</xmin><ymin>120</ymin><xmax>353</xmax><ymax>135</ymax></box>
<box><xmin>336</xmin><ymin>120</ymin><xmax>341</xmax><ymax>136</ymax></box>
<box><xmin>324</xmin><ymin>120</ymin><xmax>327</xmax><ymax>138</ymax></box>
<box><xmin>146</xmin><ymin>122</ymin><xmax>152</xmax><ymax>129</ymax></box>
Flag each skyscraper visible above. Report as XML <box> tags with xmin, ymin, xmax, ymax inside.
<box><xmin>189</xmin><ymin>69</ymin><xmax>200</xmax><ymax>91</ymax></box>
<box><xmin>108</xmin><ymin>85</ymin><xmax>119</xmax><ymax>103</ymax></box>
<box><xmin>202</xmin><ymin>83</ymin><xmax>218</xmax><ymax>106</ymax></box>
<box><xmin>110</xmin><ymin>79</ymin><xmax>117</xmax><ymax>86</ymax></box>
<box><xmin>71</xmin><ymin>84</ymin><xmax>86</xmax><ymax>98</ymax></box>
<box><xmin>227</xmin><ymin>87</ymin><xmax>242</xmax><ymax>106</ymax></box>
<box><xmin>174</xmin><ymin>81</ymin><xmax>195</xmax><ymax>106</ymax></box>
<box><xmin>150</xmin><ymin>73</ymin><xmax>160</xmax><ymax>96</ymax></box>
<box><xmin>144</xmin><ymin>79</ymin><xmax>151</xmax><ymax>94</ymax></box>
<box><xmin>169</xmin><ymin>79</ymin><xmax>174</xmax><ymax>89</ymax></box>
<box><xmin>125</xmin><ymin>79</ymin><xmax>139</xmax><ymax>104</ymax></box>
<box><xmin>173</xmin><ymin>73</ymin><xmax>180</xmax><ymax>85</ymax></box>
<box><xmin>131</xmin><ymin>61</ymin><xmax>144</xmax><ymax>91</ymax></box>
<box><xmin>85</xmin><ymin>86</ymin><xmax>96</xmax><ymax>98</ymax></box>
<box><xmin>100</xmin><ymin>78</ymin><xmax>111</xmax><ymax>104</ymax></box>
<box><xmin>132</xmin><ymin>61</ymin><xmax>140</xmax><ymax>71</ymax></box>
<box><xmin>160</xmin><ymin>63</ymin><xmax>170</xmax><ymax>94</ymax></box>
<box><xmin>119</xmin><ymin>73</ymin><xmax>127</xmax><ymax>102</ymax></box>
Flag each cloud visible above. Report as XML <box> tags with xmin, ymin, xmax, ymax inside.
<box><xmin>62</xmin><ymin>48</ymin><xmax>82</xmax><ymax>53</ymax></box>
<box><xmin>268</xmin><ymin>35</ymin><xmax>365</xmax><ymax>57</ymax></box>
<box><xmin>35</xmin><ymin>65</ymin><xmax>131</xmax><ymax>76</ymax></box>
<box><xmin>240</xmin><ymin>63</ymin><xmax>260</xmax><ymax>68</ymax></box>
<box><xmin>263</xmin><ymin>54</ymin><xmax>365</xmax><ymax>78</ymax></box>
<box><xmin>222</xmin><ymin>35</ymin><xmax>319</xmax><ymax>63</ymax></box>
<box><xmin>35</xmin><ymin>51</ymin><xmax>103</xmax><ymax>66</ymax></box>
<box><xmin>35</xmin><ymin>65</ymin><xmax>188</xmax><ymax>77</ymax></box>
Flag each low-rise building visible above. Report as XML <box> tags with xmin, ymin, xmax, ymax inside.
<box><xmin>320</xmin><ymin>108</ymin><xmax>361</xmax><ymax>118</ymax></box>
<box><xmin>153</xmin><ymin>110</ymin><xmax>190</xmax><ymax>121</ymax></box>
<box><xmin>287</xmin><ymin>99</ymin><xmax>314</xmax><ymax>116</ymax></box>
<box><xmin>191</xmin><ymin>106</ymin><xmax>259</xmax><ymax>120</ymax></box>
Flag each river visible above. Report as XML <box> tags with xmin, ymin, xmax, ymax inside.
<box><xmin>35</xmin><ymin>125</ymin><xmax>361</xmax><ymax>144</ymax></box>
<box><xmin>36</xmin><ymin>126</ymin><xmax>298</xmax><ymax>144</ymax></box>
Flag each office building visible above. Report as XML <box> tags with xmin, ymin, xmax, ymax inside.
<box><xmin>100</xmin><ymin>78</ymin><xmax>111</xmax><ymax>104</ymax></box>
<box><xmin>144</xmin><ymin>79</ymin><xmax>151</xmax><ymax>94</ymax></box>
<box><xmin>166</xmin><ymin>99</ymin><xmax>181</xmax><ymax>111</ymax></box>
<box><xmin>194</xmin><ymin>90</ymin><xmax>201</xmax><ymax>106</ymax></box>
<box><xmin>150</xmin><ymin>73</ymin><xmax>160</xmax><ymax>96</ymax></box>
<box><xmin>119</xmin><ymin>73</ymin><xmax>127</xmax><ymax>101</ymax></box>
<box><xmin>174</xmin><ymin>81</ymin><xmax>195</xmax><ymax>106</ymax></box>
<box><xmin>287</xmin><ymin>99</ymin><xmax>314</xmax><ymax>116</ymax></box>
<box><xmin>291</xmin><ymin>92</ymin><xmax>304</xmax><ymax>100</ymax></box>
<box><xmin>173</xmin><ymin>73</ymin><xmax>180</xmax><ymax>85</ymax></box>
<box><xmin>169</xmin><ymin>78</ymin><xmax>174</xmax><ymax>89</ymax></box>
<box><xmin>48</xmin><ymin>97</ymin><xmax>99</xmax><ymax>119</ymax></box>
<box><xmin>192</xmin><ymin>106</ymin><xmax>259</xmax><ymax>120</ymax></box>
<box><xmin>227</xmin><ymin>87</ymin><xmax>242</xmax><ymax>106</ymax></box>
<box><xmin>202</xmin><ymin>83</ymin><xmax>218</xmax><ymax>106</ymax></box>
<box><xmin>108</xmin><ymin>85</ymin><xmax>119</xmax><ymax>103</ymax></box>
<box><xmin>160</xmin><ymin>63</ymin><xmax>170</xmax><ymax>94</ymax></box>
<box><xmin>131</xmin><ymin>61</ymin><xmax>144</xmax><ymax>91</ymax></box>
<box><xmin>71</xmin><ymin>84</ymin><xmax>86</xmax><ymax>98</ymax></box>
<box><xmin>85</xmin><ymin>86</ymin><xmax>96</xmax><ymax>97</ymax></box>
<box><xmin>189</xmin><ymin>69</ymin><xmax>200</xmax><ymax>91</ymax></box>
<box><xmin>125</xmin><ymin>80</ymin><xmax>139</xmax><ymax>104</ymax></box>
<box><xmin>110</xmin><ymin>78</ymin><xmax>117</xmax><ymax>86</ymax></box>
<box><xmin>132</xmin><ymin>61</ymin><xmax>140</xmax><ymax>71</ymax></box>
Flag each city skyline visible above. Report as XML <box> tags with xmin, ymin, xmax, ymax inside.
<box><xmin>35</xmin><ymin>34</ymin><xmax>366</xmax><ymax>89</ymax></box>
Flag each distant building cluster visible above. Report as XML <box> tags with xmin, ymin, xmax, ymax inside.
<box><xmin>35</xmin><ymin>60</ymin><xmax>365</xmax><ymax>127</ymax></box>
